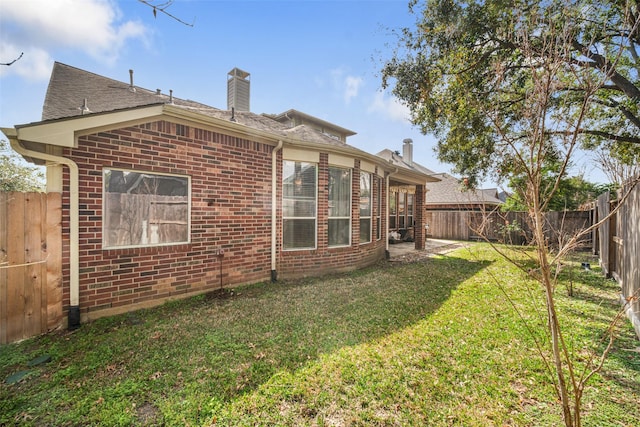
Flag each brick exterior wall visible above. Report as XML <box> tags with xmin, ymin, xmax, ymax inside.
<box><xmin>59</xmin><ymin>119</ymin><xmax>387</xmax><ymax>320</ymax></box>
<box><xmin>278</xmin><ymin>156</ymin><xmax>387</xmax><ymax>279</ymax></box>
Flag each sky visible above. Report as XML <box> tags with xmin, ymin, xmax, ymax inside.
<box><xmin>0</xmin><ymin>0</ymin><xmax>606</xmax><ymax>187</ymax></box>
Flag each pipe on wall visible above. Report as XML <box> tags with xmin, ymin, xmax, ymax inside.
<box><xmin>5</xmin><ymin>130</ymin><xmax>81</xmax><ymax>329</ymax></box>
<box><xmin>271</xmin><ymin>140</ymin><xmax>284</xmax><ymax>282</ymax></box>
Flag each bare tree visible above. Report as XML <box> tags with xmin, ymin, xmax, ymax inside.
<box><xmin>474</xmin><ymin>11</ymin><xmax>639</xmax><ymax>426</ymax></box>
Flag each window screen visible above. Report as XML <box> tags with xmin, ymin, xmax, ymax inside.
<box><xmin>103</xmin><ymin>169</ymin><xmax>190</xmax><ymax>248</ymax></box>
<box><xmin>360</xmin><ymin>172</ymin><xmax>371</xmax><ymax>243</ymax></box>
<box><xmin>328</xmin><ymin>166</ymin><xmax>351</xmax><ymax>247</ymax></box>
<box><xmin>283</xmin><ymin>161</ymin><xmax>317</xmax><ymax>249</ymax></box>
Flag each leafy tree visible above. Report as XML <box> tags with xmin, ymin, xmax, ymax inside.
<box><xmin>382</xmin><ymin>1</ymin><xmax>639</xmax><ymax>425</ymax></box>
<box><xmin>502</xmin><ymin>173</ymin><xmax>614</xmax><ymax>211</ymax></box>
<box><xmin>0</xmin><ymin>140</ymin><xmax>45</xmax><ymax>192</ymax></box>
<box><xmin>383</xmin><ymin>0</ymin><xmax>639</xmax><ymax>187</ymax></box>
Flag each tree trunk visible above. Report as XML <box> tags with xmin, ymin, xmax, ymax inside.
<box><xmin>532</xmin><ymin>208</ymin><xmax>575</xmax><ymax>426</ymax></box>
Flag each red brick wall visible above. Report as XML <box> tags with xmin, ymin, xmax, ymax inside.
<box><xmin>278</xmin><ymin>156</ymin><xmax>387</xmax><ymax>279</ymax></box>
<box><xmin>59</xmin><ymin>119</ymin><xmax>387</xmax><ymax>319</ymax></box>
<box><xmin>61</xmin><ymin>120</ymin><xmax>273</xmax><ymax>318</ymax></box>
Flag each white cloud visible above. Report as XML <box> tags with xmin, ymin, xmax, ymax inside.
<box><xmin>328</xmin><ymin>67</ymin><xmax>364</xmax><ymax>104</ymax></box>
<box><xmin>0</xmin><ymin>0</ymin><xmax>148</xmax><ymax>80</ymax></box>
<box><xmin>368</xmin><ymin>91</ymin><xmax>411</xmax><ymax>123</ymax></box>
<box><xmin>343</xmin><ymin>75</ymin><xmax>363</xmax><ymax>104</ymax></box>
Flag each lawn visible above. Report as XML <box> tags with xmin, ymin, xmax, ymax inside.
<box><xmin>1</xmin><ymin>244</ymin><xmax>638</xmax><ymax>426</ymax></box>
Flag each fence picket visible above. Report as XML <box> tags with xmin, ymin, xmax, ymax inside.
<box><xmin>0</xmin><ymin>192</ymin><xmax>62</xmax><ymax>344</ymax></box>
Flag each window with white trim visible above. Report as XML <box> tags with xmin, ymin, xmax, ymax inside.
<box><xmin>359</xmin><ymin>172</ymin><xmax>372</xmax><ymax>243</ymax></box>
<box><xmin>389</xmin><ymin>191</ymin><xmax>397</xmax><ymax>230</ymax></box>
<box><xmin>328</xmin><ymin>166</ymin><xmax>351</xmax><ymax>247</ymax></box>
<box><xmin>283</xmin><ymin>160</ymin><xmax>317</xmax><ymax>250</ymax></box>
<box><xmin>398</xmin><ymin>192</ymin><xmax>406</xmax><ymax>229</ymax></box>
<box><xmin>103</xmin><ymin>169</ymin><xmax>190</xmax><ymax>248</ymax></box>
<box><xmin>376</xmin><ymin>176</ymin><xmax>382</xmax><ymax>240</ymax></box>
<box><xmin>407</xmin><ymin>193</ymin><xmax>414</xmax><ymax>228</ymax></box>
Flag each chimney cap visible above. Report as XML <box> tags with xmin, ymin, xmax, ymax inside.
<box><xmin>228</xmin><ymin>67</ymin><xmax>250</xmax><ymax>79</ymax></box>
<box><xmin>403</xmin><ymin>138</ymin><xmax>413</xmax><ymax>144</ymax></box>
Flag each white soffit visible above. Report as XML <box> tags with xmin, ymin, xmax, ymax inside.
<box><xmin>283</xmin><ymin>147</ymin><xmax>319</xmax><ymax>163</ymax></box>
<box><xmin>16</xmin><ymin>106</ymin><xmax>165</xmax><ymax>147</ymax></box>
<box><xmin>328</xmin><ymin>153</ymin><xmax>354</xmax><ymax>168</ymax></box>
<box><xmin>360</xmin><ymin>160</ymin><xmax>375</xmax><ymax>174</ymax></box>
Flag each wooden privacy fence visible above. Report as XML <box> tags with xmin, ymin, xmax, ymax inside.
<box><xmin>1</xmin><ymin>192</ymin><xmax>62</xmax><ymax>344</ymax></box>
<box><xmin>595</xmin><ymin>182</ymin><xmax>640</xmax><ymax>339</ymax></box>
<box><xmin>425</xmin><ymin>210</ymin><xmax>591</xmax><ymax>248</ymax></box>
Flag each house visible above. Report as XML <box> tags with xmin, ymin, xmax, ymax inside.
<box><xmin>2</xmin><ymin>62</ymin><xmax>437</xmax><ymax>329</ymax></box>
<box><xmin>378</xmin><ymin>139</ymin><xmax>503</xmax><ymax>240</ymax></box>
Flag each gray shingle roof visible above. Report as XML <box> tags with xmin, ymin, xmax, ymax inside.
<box><xmin>377</xmin><ymin>148</ymin><xmax>502</xmax><ymax>206</ymax></box>
<box><xmin>424</xmin><ymin>173</ymin><xmax>503</xmax><ymax>206</ymax></box>
<box><xmin>40</xmin><ymin>62</ymin><xmax>363</xmax><ymax>151</ymax></box>
<box><xmin>43</xmin><ymin>62</ymin><xmax>181</xmax><ymax>120</ymax></box>
<box><xmin>377</xmin><ymin>148</ymin><xmax>438</xmax><ymax>176</ymax></box>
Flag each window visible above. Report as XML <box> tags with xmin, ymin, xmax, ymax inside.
<box><xmin>407</xmin><ymin>193</ymin><xmax>414</xmax><ymax>228</ymax></box>
<box><xmin>360</xmin><ymin>172</ymin><xmax>371</xmax><ymax>243</ymax></box>
<box><xmin>389</xmin><ymin>191</ymin><xmax>397</xmax><ymax>230</ymax></box>
<box><xmin>376</xmin><ymin>176</ymin><xmax>382</xmax><ymax>240</ymax></box>
<box><xmin>328</xmin><ymin>166</ymin><xmax>351</xmax><ymax>247</ymax></box>
<box><xmin>398</xmin><ymin>192</ymin><xmax>406</xmax><ymax>229</ymax></box>
<box><xmin>283</xmin><ymin>160</ymin><xmax>317</xmax><ymax>250</ymax></box>
<box><xmin>103</xmin><ymin>169</ymin><xmax>190</xmax><ymax>248</ymax></box>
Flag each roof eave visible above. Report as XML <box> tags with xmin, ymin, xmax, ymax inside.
<box><xmin>7</xmin><ymin>104</ymin><xmax>399</xmax><ymax>175</ymax></box>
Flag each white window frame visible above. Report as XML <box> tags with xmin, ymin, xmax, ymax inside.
<box><xmin>359</xmin><ymin>171</ymin><xmax>372</xmax><ymax>244</ymax></box>
<box><xmin>407</xmin><ymin>193</ymin><xmax>414</xmax><ymax>229</ymax></box>
<box><xmin>282</xmin><ymin>160</ymin><xmax>318</xmax><ymax>251</ymax></box>
<box><xmin>376</xmin><ymin>176</ymin><xmax>382</xmax><ymax>241</ymax></box>
<box><xmin>328</xmin><ymin>166</ymin><xmax>352</xmax><ymax>247</ymax></box>
<box><xmin>102</xmin><ymin>168</ymin><xmax>191</xmax><ymax>249</ymax></box>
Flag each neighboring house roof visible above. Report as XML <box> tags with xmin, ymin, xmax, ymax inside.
<box><xmin>377</xmin><ymin>147</ymin><xmax>502</xmax><ymax>207</ymax></box>
<box><xmin>424</xmin><ymin>173</ymin><xmax>503</xmax><ymax>207</ymax></box>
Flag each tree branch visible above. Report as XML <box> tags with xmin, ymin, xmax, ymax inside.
<box><xmin>546</xmin><ymin>129</ymin><xmax>640</xmax><ymax>145</ymax></box>
<box><xmin>571</xmin><ymin>40</ymin><xmax>640</xmax><ymax>101</ymax></box>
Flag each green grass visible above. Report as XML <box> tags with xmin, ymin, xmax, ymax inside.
<box><xmin>1</xmin><ymin>244</ymin><xmax>638</xmax><ymax>426</ymax></box>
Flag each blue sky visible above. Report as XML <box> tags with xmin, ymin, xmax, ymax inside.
<box><xmin>0</xmin><ymin>0</ymin><xmax>603</xmax><ymax>186</ymax></box>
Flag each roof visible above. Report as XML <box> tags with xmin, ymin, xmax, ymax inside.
<box><xmin>264</xmin><ymin>109</ymin><xmax>356</xmax><ymax>138</ymax></box>
<box><xmin>38</xmin><ymin>62</ymin><xmax>356</xmax><ymax>150</ymax></box>
<box><xmin>377</xmin><ymin>148</ymin><xmax>502</xmax><ymax>206</ymax></box>
<box><xmin>13</xmin><ymin>62</ymin><xmax>432</xmax><ymax>180</ymax></box>
<box><xmin>377</xmin><ymin>148</ymin><xmax>438</xmax><ymax>176</ymax></box>
<box><xmin>424</xmin><ymin>173</ymin><xmax>503</xmax><ymax>207</ymax></box>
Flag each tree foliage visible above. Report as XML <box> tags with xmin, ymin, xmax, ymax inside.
<box><xmin>382</xmin><ymin>2</ymin><xmax>640</xmax><ymax>426</ymax></box>
<box><xmin>502</xmin><ymin>173</ymin><xmax>614</xmax><ymax>211</ymax></box>
<box><xmin>0</xmin><ymin>140</ymin><xmax>45</xmax><ymax>192</ymax></box>
<box><xmin>383</xmin><ymin>0</ymin><xmax>640</xmax><ymax>186</ymax></box>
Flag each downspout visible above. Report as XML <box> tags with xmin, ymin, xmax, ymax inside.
<box><xmin>271</xmin><ymin>140</ymin><xmax>284</xmax><ymax>282</ymax></box>
<box><xmin>6</xmin><ymin>130</ymin><xmax>81</xmax><ymax>329</ymax></box>
<box><xmin>385</xmin><ymin>168</ymin><xmax>399</xmax><ymax>258</ymax></box>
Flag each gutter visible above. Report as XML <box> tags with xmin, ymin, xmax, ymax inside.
<box><xmin>386</xmin><ymin>167</ymin><xmax>399</xmax><ymax>257</ymax></box>
<box><xmin>3</xmin><ymin>128</ymin><xmax>81</xmax><ymax>329</ymax></box>
<box><xmin>271</xmin><ymin>140</ymin><xmax>284</xmax><ymax>282</ymax></box>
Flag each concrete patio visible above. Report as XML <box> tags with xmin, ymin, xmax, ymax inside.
<box><xmin>387</xmin><ymin>238</ymin><xmax>465</xmax><ymax>262</ymax></box>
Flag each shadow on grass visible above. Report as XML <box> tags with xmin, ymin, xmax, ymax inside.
<box><xmin>0</xmin><ymin>254</ymin><xmax>491</xmax><ymax>425</ymax></box>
